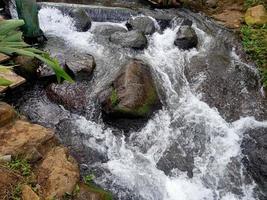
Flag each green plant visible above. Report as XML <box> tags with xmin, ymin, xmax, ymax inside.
<box><xmin>244</xmin><ymin>0</ymin><xmax>266</xmax><ymax>9</ymax></box>
<box><xmin>0</xmin><ymin>19</ymin><xmax>73</xmax><ymax>85</ymax></box>
<box><xmin>10</xmin><ymin>183</ymin><xmax>22</xmax><ymax>200</ymax></box>
<box><xmin>8</xmin><ymin>158</ymin><xmax>31</xmax><ymax>177</ymax></box>
<box><xmin>84</xmin><ymin>174</ymin><xmax>96</xmax><ymax>185</ymax></box>
<box><xmin>241</xmin><ymin>24</ymin><xmax>267</xmax><ymax>86</ymax></box>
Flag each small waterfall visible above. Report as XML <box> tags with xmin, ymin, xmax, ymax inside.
<box><xmin>8</xmin><ymin>5</ymin><xmax>267</xmax><ymax>200</ymax></box>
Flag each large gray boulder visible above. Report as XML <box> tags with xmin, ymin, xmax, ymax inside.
<box><xmin>99</xmin><ymin>59</ymin><xmax>160</xmax><ymax>118</ymax></box>
<box><xmin>126</xmin><ymin>16</ymin><xmax>157</xmax><ymax>35</ymax></box>
<box><xmin>109</xmin><ymin>30</ymin><xmax>148</xmax><ymax>49</ymax></box>
<box><xmin>174</xmin><ymin>25</ymin><xmax>198</xmax><ymax>50</ymax></box>
<box><xmin>69</xmin><ymin>8</ymin><xmax>92</xmax><ymax>32</ymax></box>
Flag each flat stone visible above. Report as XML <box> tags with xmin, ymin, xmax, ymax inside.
<box><xmin>22</xmin><ymin>185</ymin><xmax>40</xmax><ymax>200</ymax></box>
<box><xmin>0</xmin><ymin>67</ymin><xmax>26</xmax><ymax>93</ymax></box>
<box><xmin>213</xmin><ymin>10</ymin><xmax>243</xmax><ymax>29</ymax></box>
<box><xmin>0</xmin><ymin>53</ymin><xmax>10</xmax><ymax>63</ymax></box>
<box><xmin>37</xmin><ymin>146</ymin><xmax>79</xmax><ymax>199</ymax></box>
<box><xmin>245</xmin><ymin>5</ymin><xmax>267</xmax><ymax>26</ymax></box>
<box><xmin>0</xmin><ymin>102</ymin><xmax>17</xmax><ymax>127</ymax></box>
<box><xmin>0</xmin><ymin>120</ymin><xmax>54</xmax><ymax>156</ymax></box>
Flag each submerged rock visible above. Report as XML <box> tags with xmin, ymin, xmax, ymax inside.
<box><xmin>174</xmin><ymin>25</ymin><xmax>198</xmax><ymax>50</ymax></box>
<box><xmin>69</xmin><ymin>8</ymin><xmax>92</xmax><ymax>32</ymax></box>
<box><xmin>100</xmin><ymin>59</ymin><xmax>159</xmax><ymax>118</ymax></box>
<box><xmin>46</xmin><ymin>82</ymin><xmax>88</xmax><ymax>111</ymax></box>
<box><xmin>126</xmin><ymin>16</ymin><xmax>156</xmax><ymax>35</ymax></box>
<box><xmin>109</xmin><ymin>30</ymin><xmax>148</xmax><ymax>49</ymax></box>
<box><xmin>157</xmin><ymin>143</ymin><xmax>194</xmax><ymax>178</ymax></box>
<box><xmin>37</xmin><ymin>146</ymin><xmax>80</xmax><ymax>199</ymax></box>
<box><xmin>242</xmin><ymin>127</ymin><xmax>267</xmax><ymax>196</ymax></box>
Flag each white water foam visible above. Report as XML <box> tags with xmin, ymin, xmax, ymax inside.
<box><xmin>38</xmin><ymin>7</ymin><xmax>267</xmax><ymax>200</ymax></box>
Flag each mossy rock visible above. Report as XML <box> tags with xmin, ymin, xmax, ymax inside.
<box><xmin>245</xmin><ymin>5</ymin><xmax>267</xmax><ymax>25</ymax></box>
<box><xmin>100</xmin><ymin>59</ymin><xmax>160</xmax><ymax>118</ymax></box>
<box><xmin>75</xmin><ymin>183</ymin><xmax>112</xmax><ymax>200</ymax></box>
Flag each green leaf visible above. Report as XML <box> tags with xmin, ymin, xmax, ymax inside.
<box><xmin>0</xmin><ymin>77</ymin><xmax>13</xmax><ymax>86</ymax></box>
<box><xmin>0</xmin><ymin>19</ymin><xmax>25</xmax><ymax>35</ymax></box>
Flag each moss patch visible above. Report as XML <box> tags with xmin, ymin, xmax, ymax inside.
<box><xmin>241</xmin><ymin>24</ymin><xmax>267</xmax><ymax>86</ymax></box>
<box><xmin>110</xmin><ymin>87</ymin><xmax>119</xmax><ymax>107</ymax></box>
<box><xmin>113</xmin><ymin>85</ymin><xmax>158</xmax><ymax>117</ymax></box>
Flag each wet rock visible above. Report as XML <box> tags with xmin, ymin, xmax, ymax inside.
<box><xmin>126</xmin><ymin>16</ymin><xmax>156</xmax><ymax>35</ymax></box>
<box><xmin>21</xmin><ymin>185</ymin><xmax>40</xmax><ymax>200</ymax></box>
<box><xmin>56</xmin><ymin>119</ymin><xmax>108</xmax><ymax>166</ymax></box>
<box><xmin>186</xmin><ymin>37</ymin><xmax>267</xmax><ymax>122</ymax></box>
<box><xmin>0</xmin><ymin>102</ymin><xmax>17</xmax><ymax>127</ymax></box>
<box><xmin>92</xmin><ymin>24</ymin><xmax>127</xmax><ymax>37</ymax></box>
<box><xmin>157</xmin><ymin>143</ymin><xmax>194</xmax><ymax>178</ymax></box>
<box><xmin>37</xmin><ymin>146</ymin><xmax>79</xmax><ymax>199</ymax></box>
<box><xmin>65</xmin><ymin>54</ymin><xmax>96</xmax><ymax>79</ymax></box>
<box><xmin>100</xmin><ymin>59</ymin><xmax>159</xmax><ymax>118</ymax></box>
<box><xmin>69</xmin><ymin>8</ymin><xmax>92</xmax><ymax>32</ymax></box>
<box><xmin>174</xmin><ymin>25</ymin><xmax>198</xmax><ymax>50</ymax></box>
<box><xmin>242</xmin><ymin>127</ymin><xmax>267</xmax><ymax>196</ymax></box>
<box><xmin>75</xmin><ymin>183</ymin><xmax>112</xmax><ymax>200</ymax></box>
<box><xmin>147</xmin><ymin>0</ymin><xmax>180</xmax><ymax>7</ymax></box>
<box><xmin>0</xmin><ymin>120</ymin><xmax>54</xmax><ymax>157</ymax></box>
<box><xmin>109</xmin><ymin>30</ymin><xmax>147</xmax><ymax>49</ymax></box>
<box><xmin>46</xmin><ymin>82</ymin><xmax>88</xmax><ymax>111</ymax></box>
<box><xmin>245</xmin><ymin>5</ymin><xmax>267</xmax><ymax>26</ymax></box>
<box><xmin>14</xmin><ymin>56</ymin><xmax>41</xmax><ymax>79</ymax></box>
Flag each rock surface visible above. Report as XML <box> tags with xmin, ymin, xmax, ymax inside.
<box><xmin>242</xmin><ymin>127</ymin><xmax>267</xmax><ymax>196</ymax></box>
<box><xmin>100</xmin><ymin>59</ymin><xmax>159</xmax><ymax>118</ymax></box>
<box><xmin>14</xmin><ymin>56</ymin><xmax>40</xmax><ymax>79</ymax></box>
<box><xmin>69</xmin><ymin>8</ymin><xmax>92</xmax><ymax>31</ymax></box>
<box><xmin>157</xmin><ymin>142</ymin><xmax>194</xmax><ymax>178</ymax></box>
<box><xmin>126</xmin><ymin>16</ymin><xmax>156</xmax><ymax>35</ymax></box>
<box><xmin>22</xmin><ymin>185</ymin><xmax>40</xmax><ymax>200</ymax></box>
<box><xmin>0</xmin><ymin>120</ymin><xmax>54</xmax><ymax>157</ymax></box>
<box><xmin>0</xmin><ymin>102</ymin><xmax>17</xmax><ymax>127</ymax></box>
<box><xmin>37</xmin><ymin>146</ymin><xmax>80</xmax><ymax>199</ymax></box>
<box><xmin>46</xmin><ymin>82</ymin><xmax>88</xmax><ymax>111</ymax></box>
<box><xmin>65</xmin><ymin>54</ymin><xmax>96</xmax><ymax>79</ymax></box>
<box><xmin>109</xmin><ymin>30</ymin><xmax>147</xmax><ymax>49</ymax></box>
<box><xmin>245</xmin><ymin>5</ymin><xmax>267</xmax><ymax>26</ymax></box>
<box><xmin>174</xmin><ymin>25</ymin><xmax>198</xmax><ymax>50</ymax></box>
<box><xmin>92</xmin><ymin>24</ymin><xmax>127</xmax><ymax>36</ymax></box>
<box><xmin>75</xmin><ymin>183</ymin><xmax>112</xmax><ymax>200</ymax></box>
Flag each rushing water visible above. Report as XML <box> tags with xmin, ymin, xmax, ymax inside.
<box><xmin>8</xmin><ymin>5</ymin><xmax>267</xmax><ymax>200</ymax></box>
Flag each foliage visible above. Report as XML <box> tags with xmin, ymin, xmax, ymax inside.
<box><xmin>110</xmin><ymin>87</ymin><xmax>119</xmax><ymax>107</ymax></box>
<box><xmin>10</xmin><ymin>184</ymin><xmax>22</xmax><ymax>200</ymax></box>
<box><xmin>244</xmin><ymin>0</ymin><xmax>267</xmax><ymax>9</ymax></box>
<box><xmin>84</xmin><ymin>174</ymin><xmax>96</xmax><ymax>185</ymax></box>
<box><xmin>241</xmin><ymin>24</ymin><xmax>267</xmax><ymax>86</ymax></box>
<box><xmin>8</xmin><ymin>157</ymin><xmax>31</xmax><ymax>177</ymax></box>
<box><xmin>0</xmin><ymin>19</ymin><xmax>73</xmax><ymax>85</ymax></box>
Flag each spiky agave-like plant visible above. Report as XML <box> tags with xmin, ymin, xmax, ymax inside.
<box><xmin>0</xmin><ymin>19</ymin><xmax>73</xmax><ymax>86</ymax></box>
